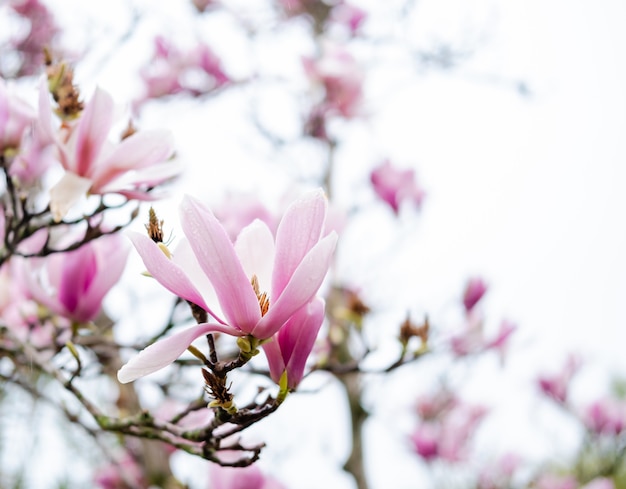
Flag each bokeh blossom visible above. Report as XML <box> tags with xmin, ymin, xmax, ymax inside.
<box><xmin>370</xmin><ymin>159</ymin><xmax>424</xmax><ymax>214</ymax></box>
<box><xmin>210</xmin><ymin>464</ymin><xmax>287</xmax><ymax>489</ymax></box>
<box><xmin>21</xmin><ymin>233</ymin><xmax>129</xmax><ymax>324</ymax></box>
<box><xmin>135</xmin><ymin>36</ymin><xmax>229</xmax><ymax>108</ymax></box>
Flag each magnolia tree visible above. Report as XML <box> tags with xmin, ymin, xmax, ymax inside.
<box><xmin>1</xmin><ymin>1</ymin><xmax>625</xmax><ymax>488</ymax></box>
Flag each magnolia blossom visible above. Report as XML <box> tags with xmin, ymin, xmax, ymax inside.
<box><xmin>0</xmin><ymin>78</ymin><xmax>36</xmax><ymax>152</ymax></box>
<box><xmin>370</xmin><ymin>159</ymin><xmax>424</xmax><ymax>214</ymax></box>
<box><xmin>303</xmin><ymin>45</ymin><xmax>364</xmax><ymax>119</ymax></box>
<box><xmin>117</xmin><ymin>189</ymin><xmax>337</xmax><ymax>383</ymax></box>
<box><xmin>6</xmin><ymin>0</ymin><xmax>60</xmax><ymax>77</ymax></box>
<box><xmin>21</xmin><ymin>234</ymin><xmax>129</xmax><ymax>324</ymax></box>
<box><xmin>93</xmin><ymin>454</ymin><xmax>146</xmax><ymax>489</ymax></box>
<box><xmin>9</xmin><ymin>79</ymin><xmax>56</xmax><ymax>184</ymax></box>
<box><xmin>210</xmin><ymin>465</ymin><xmax>286</xmax><ymax>489</ymax></box>
<box><xmin>449</xmin><ymin>317</ymin><xmax>516</xmax><ymax>359</ymax></box>
<box><xmin>135</xmin><ymin>36</ymin><xmax>229</xmax><ymax>107</ymax></box>
<box><xmin>463</xmin><ymin>277</ymin><xmax>488</xmax><ymax>312</ymax></box>
<box><xmin>49</xmin><ymin>87</ymin><xmax>177</xmax><ymax>220</ymax></box>
<box><xmin>582</xmin><ymin>397</ymin><xmax>626</xmax><ymax>436</ymax></box>
<box><xmin>411</xmin><ymin>397</ymin><xmax>487</xmax><ymax>463</ymax></box>
<box><xmin>537</xmin><ymin>354</ymin><xmax>582</xmax><ymax>404</ymax></box>
<box><xmin>329</xmin><ymin>2</ymin><xmax>367</xmax><ymax>34</ymax></box>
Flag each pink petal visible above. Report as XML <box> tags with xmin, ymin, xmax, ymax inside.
<box><xmin>117</xmin><ymin>322</ymin><xmax>237</xmax><ymax>383</ymax></box>
<box><xmin>95</xmin><ymin>161</ymin><xmax>180</xmax><ymax>199</ymax></box>
<box><xmin>253</xmin><ymin>231</ymin><xmax>337</xmax><ymax>338</ymax></box>
<box><xmin>58</xmin><ymin>242</ymin><xmax>98</xmax><ymax>318</ymax></box>
<box><xmin>272</xmin><ymin>189</ymin><xmax>327</xmax><ymax>298</ymax></box>
<box><xmin>74</xmin><ymin>87</ymin><xmax>114</xmax><ymax>176</ymax></box>
<box><xmin>128</xmin><ymin>231</ymin><xmax>212</xmax><ymax>313</ymax></box>
<box><xmin>73</xmin><ymin>235</ymin><xmax>129</xmax><ymax>321</ymax></box>
<box><xmin>180</xmin><ymin>196</ymin><xmax>261</xmax><ymax>333</ymax></box>
<box><xmin>94</xmin><ymin>129</ymin><xmax>174</xmax><ymax>187</ymax></box>
<box><xmin>279</xmin><ymin>297</ymin><xmax>324</xmax><ymax>388</ymax></box>
<box><xmin>234</xmin><ymin>220</ymin><xmax>275</xmax><ymax>293</ymax></box>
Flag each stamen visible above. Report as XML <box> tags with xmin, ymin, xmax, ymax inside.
<box><xmin>250</xmin><ymin>274</ymin><xmax>270</xmax><ymax>316</ymax></box>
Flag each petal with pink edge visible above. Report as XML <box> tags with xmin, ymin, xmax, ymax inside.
<box><xmin>128</xmin><ymin>231</ymin><xmax>211</xmax><ymax>313</ymax></box>
<box><xmin>181</xmin><ymin>195</ymin><xmax>261</xmax><ymax>333</ymax></box>
<box><xmin>253</xmin><ymin>231</ymin><xmax>337</xmax><ymax>338</ymax></box>
<box><xmin>117</xmin><ymin>322</ymin><xmax>238</xmax><ymax>383</ymax></box>
<box><xmin>272</xmin><ymin>189</ymin><xmax>326</xmax><ymax>298</ymax></box>
<box><xmin>74</xmin><ymin>87</ymin><xmax>114</xmax><ymax>176</ymax></box>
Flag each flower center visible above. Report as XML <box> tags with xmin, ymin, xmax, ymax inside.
<box><xmin>250</xmin><ymin>274</ymin><xmax>270</xmax><ymax>316</ymax></box>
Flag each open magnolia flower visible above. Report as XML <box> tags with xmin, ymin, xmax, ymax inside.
<box><xmin>118</xmin><ymin>188</ymin><xmax>337</xmax><ymax>384</ymax></box>
<box><xmin>49</xmin><ymin>87</ymin><xmax>177</xmax><ymax>220</ymax></box>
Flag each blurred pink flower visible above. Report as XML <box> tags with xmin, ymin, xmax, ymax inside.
<box><xmin>330</xmin><ymin>2</ymin><xmax>367</xmax><ymax>34</ymax></box>
<box><xmin>534</xmin><ymin>473</ymin><xmax>578</xmax><ymax>489</ymax></box>
<box><xmin>210</xmin><ymin>464</ymin><xmax>286</xmax><ymax>489</ymax></box>
<box><xmin>303</xmin><ymin>45</ymin><xmax>364</xmax><ymax>120</ymax></box>
<box><xmin>411</xmin><ymin>394</ymin><xmax>487</xmax><ymax>463</ymax></box>
<box><xmin>8</xmin><ymin>79</ymin><xmax>56</xmax><ymax>184</ymax></box>
<box><xmin>93</xmin><ymin>454</ymin><xmax>146</xmax><ymax>489</ymax></box>
<box><xmin>136</xmin><ymin>36</ymin><xmax>229</xmax><ymax>107</ymax></box>
<box><xmin>118</xmin><ymin>189</ymin><xmax>337</xmax><ymax>383</ymax></box>
<box><xmin>463</xmin><ymin>277</ymin><xmax>488</xmax><ymax>312</ymax></box>
<box><xmin>49</xmin><ymin>86</ymin><xmax>177</xmax><ymax>220</ymax></box>
<box><xmin>0</xmin><ymin>259</ymin><xmax>69</xmax><ymax>349</ymax></box>
<box><xmin>537</xmin><ymin>354</ymin><xmax>582</xmax><ymax>404</ymax></box>
<box><xmin>477</xmin><ymin>453</ymin><xmax>520</xmax><ymax>489</ymax></box>
<box><xmin>370</xmin><ymin>159</ymin><xmax>424</xmax><ymax>214</ymax></box>
<box><xmin>0</xmin><ymin>78</ymin><xmax>36</xmax><ymax>152</ymax></box>
<box><xmin>450</xmin><ymin>316</ymin><xmax>516</xmax><ymax>359</ymax></box>
<box><xmin>582</xmin><ymin>397</ymin><xmax>626</xmax><ymax>436</ymax></box>
<box><xmin>7</xmin><ymin>0</ymin><xmax>60</xmax><ymax>77</ymax></box>
<box><xmin>21</xmin><ymin>234</ymin><xmax>129</xmax><ymax>324</ymax></box>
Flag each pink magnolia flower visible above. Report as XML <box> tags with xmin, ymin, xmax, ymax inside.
<box><xmin>93</xmin><ymin>453</ymin><xmax>146</xmax><ymax>489</ymax></box>
<box><xmin>450</xmin><ymin>317</ymin><xmax>516</xmax><ymax>359</ymax></box>
<box><xmin>9</xmin><ymin>79</ymin><xmax>56</xmax><ymax>184</ymax></box>
<box><xmin>20</xmin><ymin>233</ymin><xmax>129</xmax><ymax>324</ymax></box>
<box><xmin>534</xmin><ymin>474</ymin><xmax>578</xmax><ymax>489</ymax></box>
<box><xmin>411</xmin><ymin>398</ymin><xmax>487</xmax><ymax>463</ymax></box>
<box><xmin>370</xmin><ymin>159</ymin><xmax>424</xmax><ymax>214</ymax></box>
<box><xmin>135</xmin><ymin>36</ymin><xmax>229</xmax><ymax>108</ymax></box>
<box><xmin>477</xmin><ymin>453</ymin><xmax>520</xmax><ymax>489</ymax></box>
<box><xmin>117</xmin><ymin>189</ymin><xmax>337</xmax><ymax>383</ymax></box>
<box><xmin>329</xmin><ymin>2</ymin><xmax>367</xmax><ymax>34</ymax></box>
<box><xmin>0</xmin><ymin>78</ymin><xmax>36</xmax><ymax>152</ymax></box>
<box><xmin>303</xmin><ymin>45</ymin><xmax>364</xmax><ymax>119</ymax></box>
<box><xmin>537</xmin><ymin>354</ymin><xmax>581</xmax><ymax>404</ymax></box>
<box><xmin>6</xmin><ymin>0</ymin><xmax>60</xmax><ymax>77</ymax></box>
<box><xmin>49</xmin><ymin>87</ymin><xmax>177</xmax><ymax>220</ymax></box>
<box><xmin>210</xmin><ymin>464</ymin><xmax>286</xmax><ymax>489</ymax></box>
<box><xmin>582</xmin><ymin>397</ymin><xmax>626</xmax><ymax>436</ymax></box>
<box><xmin>463</xmin><ymin>277</ymin><xmax>488</xmax><ymax>312</ymax></box>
